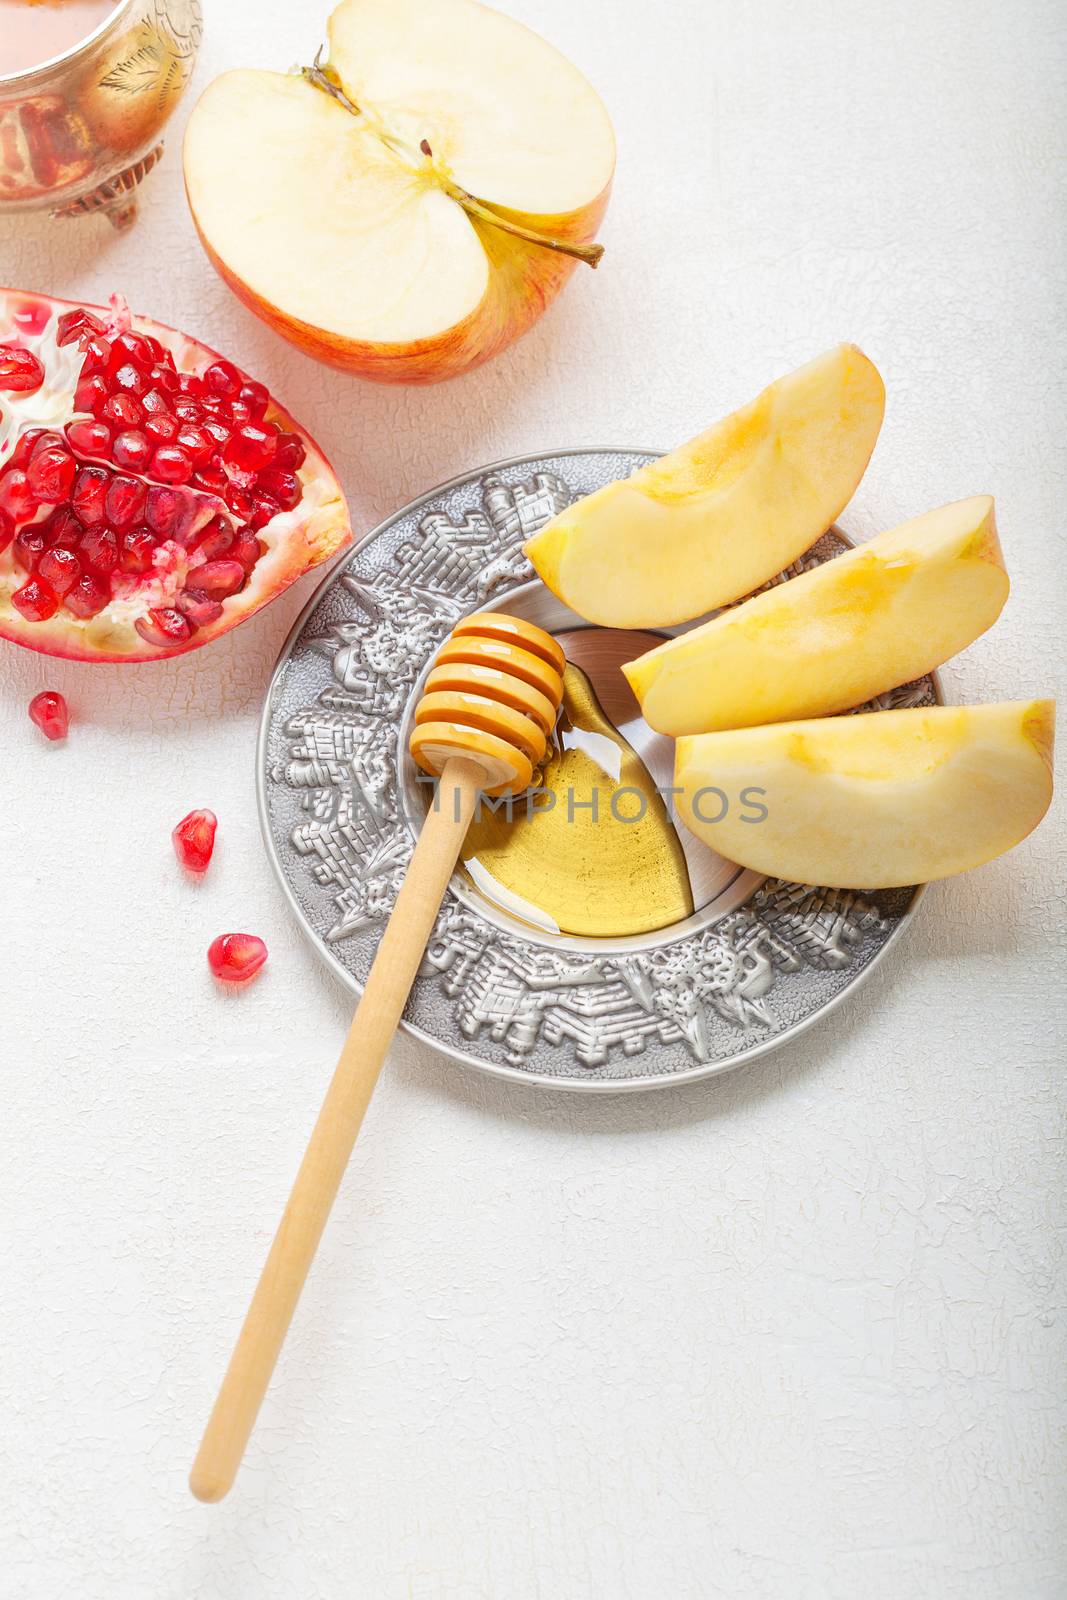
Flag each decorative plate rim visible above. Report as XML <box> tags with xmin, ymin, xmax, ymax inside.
<box><xmin>257</xmin><ymin>446</ymin><xmax>932</xmax><ymax>1095</ymax></box>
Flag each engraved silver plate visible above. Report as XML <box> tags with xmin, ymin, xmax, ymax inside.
<box><xmin>258</xmin><ymin>450</ymin><xmax>936</xmax><ymax>1092</ymax></box>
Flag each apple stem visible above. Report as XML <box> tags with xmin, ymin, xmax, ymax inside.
<box><xmin>300</xmin><ymin>57</ymin><xmax>604</xmax><ymax>269</ymax></box>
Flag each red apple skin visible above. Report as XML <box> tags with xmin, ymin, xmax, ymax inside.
<box><xmin>187</xmin><ymin>184</ymin><xmax>612</xmax><ymax>385</ymax></box>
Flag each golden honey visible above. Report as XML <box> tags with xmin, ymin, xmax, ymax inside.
<box><xmin>460</xmin><ymin>661</ymin><xmax>693</xmax><ymax>938</ymax></box>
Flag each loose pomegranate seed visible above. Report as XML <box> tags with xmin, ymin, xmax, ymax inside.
<box><xmin>144</xmin><ymin>484</ymin><xmax>184</xmax><ymax>538</ymax></box>
<box><xmin>79</xmin><ymin>525</ymin><xmax>118</xmax><ymax>575</ymax></box>
<box><xmin>111</xmin><ymin>361</ymin><xmax>145</xmax><ymax>398</ymax></box>
<box><xmin>119</xmin><ymin>527</ymin><xmax>157</xmax><ymax>573</ymax></box>
<box><xmin>28</xmin><ymin>689</ymin><xmax>69</xmax><ymax>740</ymax></box>
<box><xmin>112</xmin><ymin>429</ymin><xmax>152</xmax><ymax>472</ymax></box>
<box><xmin>146</xmin><ymin>413</ymin><xmax>179</xmax><ymax>445</ymax></box>
<box><xmin>104</xmin><ymin>474</ymin><xmax>146</xmax><ymax>529</ymax></box>
<box><xmin>273</xmin><ymin>433</ymin><xmax>306</xmax><ymax>472</ymax></box>
<box><xmin>134</xmin><ymin>607</ymin><xmax>191</xmax><ymax>648</ymax></box>
<box><xmin>13</xmin><ymin>526</ymin><xmax>48</xmax><ymax>571</ymax></box>
<box><xmin>12</xmin><ymin>575</ymin><xmax>58</xmax><ymax>621</ymax></box>
<box><xmin>27</xmin><ymin>446</ymin><xmax>76</xmax><ymax>503</ymax></box>
<box><xmin>224</xmin><ymin>422</ymin><xmax>277</xmax><ymax>475</ymax></box>
<box><xmin>65</xmin><ymin>418</ymin><xmax>111</xmax><ymax>457</ymax></box>
<box><xmin>192</xmin><ymin>559</ymin><xmax>245</xmax><ymax>599</ymax></box>
<box><xmin>237</xmin><ymin>380</ymin><xmax>269</xmax><ymax>418</ymax></box>
<box><xmin>0</xmin><ymin>507</ymin><xmax>13</xmax><ymax>553</ymax></box>
<box><xmin>44</xmin><ymin>505</ymin><xmax>83</xmax><ymax>546</ymax></box>
<box><xmin>193</xmin><ymin>515</ymin><xmax>233</xmax><ymax>560</ymax></box>
<box><xmin>151</xmin><ymin>445</ymin><xmax>193</xmax><ymax>484</ymax></box>
<box><xmin>0</xmin><ymin>344</ymin><xmax>45</xmax><ymax>393</ymax></box>
<box><xmin>72</xmin><ymin>465</ymin><xmax>109</xmax><ymax>525</ymax></box>
<box><xmin>172</xmin><ymin>808</ymin><xmax>217</xmax><ymax>873</ymax></box>
<box><xmin>102</xmin><ymin>394</ymin><xmax>142</xmax><ymax>428</ymax></box>
<box><xmin>207</xmin><ymin>932</ymin><xmax>268</xmax><ymax>984</ymax></box>
<box><xmin>203</xmin><ymin>360</ymin><xmax>241</xmax><ymax>399</ymax></box>
<box><xmin>56</xmin><ymin>308</ymin><xmax>104</xmax><ymax>347</ymax></box>
<box><xmin>74</xmin><ymin>374</ymin><xmax>109</xmax><ymax>414</ymax></box>
<box><xmin>38</xmin><ymin>544</ymin><xmax>80</xmax><ymax>596</ymax></box>
<box><xmin>177</xmin><ymin>590</ymin><xmax>224</xmax><ymax>627</ymax></box>
<box><xmin>64</xmin><ymin>572</ymin><xmax>109</xmax><ymax>618</ymax></box>
<box><xmin>255</xmin><ymin>468</ymin><xmax>301</xmax><ymax>512</ymax></box>
<box><xmin>0</xmin><ymin>468</ymin><xmax>38</xmax><ymax>520</ymax></box>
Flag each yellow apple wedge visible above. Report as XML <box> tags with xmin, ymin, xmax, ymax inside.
<box><xmin>524</xmin><ymin>345</ymin><xmax>885</xmax><ymax>627</ymax></box>
<box><xmin>625</xmin><ymin>497</ymin><xmax>1008</xmax><ymax>735</ymax></box>
<box><xmin>674</xmin><ymin>701</ymin><xmax>1054</xmax><ymax>889</ymax></box>
<box><xmin>182</xmin><ymin>0</ymin><xmax>614</xmax><ymax>383</ymax></box>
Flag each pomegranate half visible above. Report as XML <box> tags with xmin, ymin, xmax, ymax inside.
<box><xmin>0</xmin><ymin>289</ymin><xmax>350</xmax><ymax>662</ymax></box>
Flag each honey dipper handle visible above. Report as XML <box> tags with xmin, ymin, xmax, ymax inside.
<box><xmin>190</xmin><ymin>756</ymin><xmax>484</xmax><ymax>1503</ymax></box>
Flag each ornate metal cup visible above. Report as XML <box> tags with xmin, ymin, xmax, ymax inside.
<box><xmin>0</xmin><ymin>0</ymin><xmax>202</xmax><ymax>229</ymax></box>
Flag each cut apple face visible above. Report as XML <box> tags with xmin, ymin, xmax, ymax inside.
<box><xmin>626</xmin><ymin>497</ymin><xmax>1008</xmax><ymax>735</ymax></box>
<box><xmin>182</xmin><ymin>0</ymin><xmax>615</xmax><ymax>383</ymax></box>
<box><xmin>524</xmin><ymin>344</ymin><xmax>885</xmax><ymax>628</ymax></box>
<box><xmin>675</xmin><ymin>701</ymin><xmax>1054</xmax><ymax>889</ymax></box>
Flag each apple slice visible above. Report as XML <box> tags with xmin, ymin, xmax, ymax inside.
<box><xmin>626</xmin><ymin>497</ymin><xmax>1008</xmax><ymax>735</ymax></box>
<box><xmin>674</xmin><ymin>701</ymin><xmax>1054</xmax><ymax>888</ymax></box>
<box><xmin>524</xmin><ymin>344</ymin><xmax>885</xmax><ymax>627</ymax></box>
<box><xmin>182</xmin><ymin>0</ymin><xmax>614</xmax><ymax>384</ymax></box>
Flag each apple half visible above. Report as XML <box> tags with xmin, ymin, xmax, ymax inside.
<box><xmin>626</xmin><ymin>497</ymin><xmax>1009</xmax><ymax>735</ymax></box>
<box><xmin>525</xmin><ymin>344</ymin><xmax>885</xmax><ymax>628</ymax></box>
<box><xmin>674</xmin><ymin>701</ymin><xmax>1055</xmax><ymax>889</ymax></box>
<box><xmin>182</xmin><ymin>0</ymin><xmax>615</xmax><ymax>384</ymax></box>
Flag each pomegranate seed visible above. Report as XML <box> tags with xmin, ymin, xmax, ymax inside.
<box><xmin>79</xmin><ymin>525</ymin><xmax>118</xmax><ymax>575</ymax></box>
<box><xmin>64</xmin><ymin>572</ymin><xmax>109</xmax><ymax>618</ymax></box>
<box><xmin>13</xmin><ymin>526</ymin><xmax>48</xmax><ymax>571</ymax></box>
<box><xmin>12</xmin><ymin>299</ymin><xmax>51</xmax><ymax>337</ymax></box>
<box><xmin>177</xmin><ymin>590</ymin><xmax>224</xmax><ymax>627</ymax></box>
<box><xmin>237</xmin><ymin>380</ymin><xmax>269</xmax><ymax>418</ymax></box>
<box><xmin>28</xmin><ymin>689</ymin><xmax>69</xmax><ymax>740</ymax></box>
<box><xmin>231</xmin><ymin>533</ymin><xmax>265</xmax><ymax>569</ymax></box>
<box><xmin>151</xmin><ymin>445</ymin><xmax>193</xmax><ymax>485</ymax></box>
<box><xmin>193</xmin><ymin>462</ymin><xmax>227</xmax><ymax>494</ymax></box>
<box><xmin>38</xmin><ymin>544</ymin><xmax>80</xmax><ymax>596</ymax></box>
<box><xmin>44</xmin><ymin>505</ymin><xmax>84</xmax><ymax>546</ymax></box>
<box><xmin>146</xmin><ymin>413</ymin><xmax>179</xmax><ymax>445</ymax></box>
<box><xmin>140</xmin><ymin>388</ymin><xmax>170</xmax><ymax>416</ymax></box>
<box><xmin>72</xmin><ymin>465</ymin><xmax>109</xmax><ymax>525</ymax></box>
<box><xmin>248</xmin><ymin>493</ymin><xmax>279</xmax><ymax>531</ymax></box>
<box><xmin>30</xmin><ymin>430</ymin><xmax>64</xmax><ymax>457</ymax></box>
<box><xmin>8</xmin><ymin>428</ymin><xmax>43</xmax><ymax>468</ymax></box>
<box><xmin>229</xmin><ymin>400</ymin><xmax>253</xmax><ymax>426</ymax></box>
<box><xmin>74</xmin><ymin>374</ymin><xmax>109</xmax><ymax>414</ymax></box>
<box><xmin>176</xmin><ymin>372</ymin><xmax>200</xmax><ymax>395</ymax></box>
<box><xmin>174</xmin><ymin>398</ymin><xmax>204</xmax><ymax>423</ymax></box>
<box><xmin>144</xmin><ymin>484</ymin><xmax>184</xmax><ymax>538</ymax></box>
<box><xmin>27</xmin><ymin>446</ymin><xmax>76</xmax><ymax>503</ymax></box>
<box><xmin>255</xmin><ymin>468</ymin><xmax>301</xmax><ymax>511</ymax></box>
<box><xmin>273</xmin><ymin>433</ymin><xmax>306</xmax><ymax>472</ymax></box>
<box><xmin>176</xmin><ymin>424</ymin><xmax>213</xmax><ymax>463</ymax></box>
<box><xmin>79</xmin><ymin>336</ymin><xmax>110</xmax><ymax>376</ymax></box>
<box><xmin>143</xmin><ymin>335</ymin><xmax>165</xmax><ymax>362</ymax></box>
<box><xmin>193</xmin><ymin>515</ymin><xmax>233</xmax><ymax>560</ymax></box>
<box><xmin>112</xmin><ymin>429</ymin><xmax>152</xmax><ymax>472</ymax></box>
<box><xmin>192</xmin><ymin>559</ymin><xmax>245</xmax><ymax>599</ymax></box>
<box><xmin>134</xmin><ymin>607</ymin><xmax>192</xmax><ymax>648</ymax></box>
<box><xmin>0</xmin><ymin>507</ymin><xmax>13</xmax><ymax>553</ymax></box>
<box><xmin>111</xmin><ymin>361</ymin><xmax>145</xmax><ymax>398</ymax></box>
<box><xmin>109</xmin><ymin>331</ymin><xmax>154</xmax><ymax>372</ymax></box>
<box><xmin>0</xmin><ymin>344</ymin><xmax>45</xmax><ymax>393</ymax></box>
<box><xmin>119</xmin><ymin>527</ymin><xmax>157</xmax><ymax>573</ymax></box>
<box><xmin>104</xmin><ymin>474</ymin><xmax>146</xmax><ymax>529</ymax></box>
<box><xmin>203</xmin><ymin>360</ymin><xmax>241</xmax><ymax>399</ymax></box>
<box><xmin>12</xmin><ymin>575</ymin><xmax>58</xmax><ymax>621</ymax></box>
<box><xmin>172</xmin><ymin>808</ymin><xmax>217</xmax><ymax>873</ymax></box>
<box><xmin>0</xmin><ymin>468</ymin><xmax>38</xmax><ymax>520</ymax></box>
<box><xmin>224</xmin><ymin>422</ymin><xmax>277</xmax><ymax>475</ymax></box>
<box><xmin>149</xmin><ymin>362</ymin><xmax>179</xmax><ymax>393</ymax></box>
<box><xmin>102</xmin><ymin>394</ymin><xmax>142</xmax><ymax>428</ymax></box>
<box><xmin>207</xmin><ymin>932</ymin><xmax>267</xmax><ymax>984</ymax></box>
<box><xmin>56</xmin><ymin>308</ymin><xmax>104</xmax><ymax>346</ymax></box>
<box><xmin>225</xmin><ymin>485</ymin><xmax>254</xmax><ymax>521</ymax></box>
<box><xmin>66</xmin><ymin>418</ymin><xmax>111</xmax><ymax>457</ymax></box>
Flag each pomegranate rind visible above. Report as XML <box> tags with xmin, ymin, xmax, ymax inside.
<box><xmin>0</xmin><ymin>288</ymin><xmax>351</xmax><ymax>662</ymax></box>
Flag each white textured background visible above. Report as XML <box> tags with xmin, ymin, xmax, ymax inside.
<box><xmin>1</xmin><ymin>0</ymin><xmax>1065</xmax><ymax>1595</ymax></box>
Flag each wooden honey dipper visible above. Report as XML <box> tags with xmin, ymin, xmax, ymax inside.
<box><xmin>190</xmin><ymin>613</ymin><xmax>565</xmax><ymax>1502</ymax></box>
